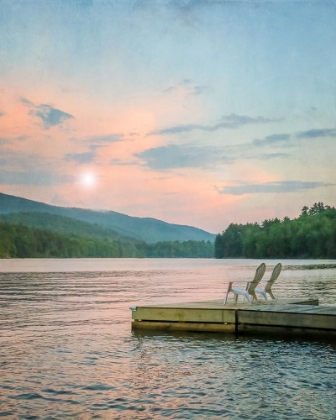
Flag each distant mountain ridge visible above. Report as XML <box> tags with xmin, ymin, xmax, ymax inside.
<box><xmin>0</xmin><ymin>211</ymin><xmax>132</xmax><ymax>243</ymax></box>
<box><xmin>0</xmin><ymin>193</ymin><xmax>215</xmax><ymax>243</ymax></box>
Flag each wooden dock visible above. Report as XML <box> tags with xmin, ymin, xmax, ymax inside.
<box><xmin>130</xmin><ymin>298</ymin><xmax>336</xmax><ymax>337</ymax></box>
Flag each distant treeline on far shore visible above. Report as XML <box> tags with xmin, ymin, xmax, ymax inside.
<box><xmin>215</xmin><ymin>202</ymin><xmax>336</xmax><ymax>259</ymax></box>
<box><xmin>1</xmin><ymin>202</ymin><xmax>335</xmax><ymax>259</ymax></box>
<box><xmin>0</xmin><ymin>222</ymin><xmax>214</xmax><ymax>258</ymax></box>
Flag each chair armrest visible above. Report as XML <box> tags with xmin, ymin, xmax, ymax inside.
<box><xmin>232</xmin><ymin>280</ymin><xmax>249</xmax><ymax>286</ymax></box>
<box><xmin>228</xmin><ymin>281</ymin><xmax>250</xmax><ymax>290</ymax></box>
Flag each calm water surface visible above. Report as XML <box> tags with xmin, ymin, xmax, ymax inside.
<box><xmin>0</xmin><ymin>258</ymin><xmax>336</xmax><ymax>419</ymax></box>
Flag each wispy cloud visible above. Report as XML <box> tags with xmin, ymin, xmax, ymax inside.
<box><xmin>21</xmin><ymin>97</ymin><xmax>74</xmax><ymax>129</ymax></box>
<box><xmin>0</xmin><ymin>150</ymin><xmax>69</xmax><ymax>178</ymax></box>
<box><xmin>20</xmin><ymin>97</ymin><xmax>34</xmax><ymax>107</ymax></box>
<box><xmin>87</xmin><ymin>134</ymin><xmax>123</xmax><ymax>151</ymax></box>
<box><xmin>295</xmin><ymin>128</ymin><xmax>336</xmax><ymax>139</ymax></box>
<box><xmin>64</xmin><ymin>151</ymin><xmax>96</xmax><ymax>164</ymax></box>
<box><xmin>135</xmin><ymin>144</ymin><xmax>232</xmax><ymax>170</ymax></box>
<box><xmin>65</xmin><ymin>134</ymin><xmax>123</xmax><ymax>163</ymax></box>
<box><xmin>220</xmin><ymin>114</ymin><xmax>279</xmax><ymax>127</ymax></box>
<box><xmin>110</xmin><ymin>158</ymin><xmax>138</xmax><ymax>166</ymax></box>
<box><xmin>245</xmin><ymin>152</ymin><xmax>290</xmax><ymax>161</ymax></box>
<box><xmin>220</xmin><ymin>181</ymin><xmax>333</xmax><ymax>196</ymax></box>
<box><xmin>0</xmin><ymin>169</ymin><xmax>75</xmax><ymax>186</ymax></box>
<box><xmin>0</xmin><ymin>136</ymin><xmax>28</xmax><ymax>145</ymax></box>
<box><xmin>148</xmin><ymin>113</ymin><xmax>279</xmax><ymax>136</ymax></box>
<box><xmin>72</xmin><ymin>133</ymin><xmax>123</xmax><ymax>151</ymax></box>
<box><xmin>134</xmin><ymin>141</ymin><xmax>291</xmax><ymax>171</ymax></box>
<box><xmin>260</xmin><ymin>153</ymin><xmax>289</xmax><ymax>160</ymax></box>
<box><xmin>0</xmin><ymin>138</ymin><xmax>10</xmax><ymax>146</ymax></box>
<box><xmin>164</xmin><ymin>79</ymin><xmax>209</xmax><ymax>96</ymax></box>
<box><xmin>85</xmin><ymin>134</ymin><xmax>123</xmax><ymax>144</ymax></box>
<box><xmin>253</xmin><ymin>133</ymin><xmax>291</xmax><ymax>147</ymax></box>
<box><xmin>0</xmin><ymin>146</ymin><xmax>82</xmax><ymax>186</ymax></box>
<box><xmin>33</xmin><ymin>104</ymin><xmax>73</xmax><ymax>129</ymax></box>
<box><xmin>251</xmin><ymin>127</ymin><xmax>336</xmax><ymax>150</ymax></box>
<box><xmin>0</xmin><ymin>111</ymin><xmax>4</xmax><ymax>117</ymax></box>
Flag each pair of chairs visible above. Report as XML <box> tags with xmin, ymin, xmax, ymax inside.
<box><xmin>224</xmin><ymin>262</ymin><xmax>282</xmax><ymax>304</ymax></box>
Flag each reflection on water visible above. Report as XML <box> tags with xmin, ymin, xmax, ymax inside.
<box><xmin>0</xmin><ymin>258</ymin><xmax>336</xmax><ymax>419</ymax></box>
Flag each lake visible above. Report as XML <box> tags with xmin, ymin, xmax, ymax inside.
<box><xmin>0</xmin><ymin>258</ymin><xmax>336</xmax><ymax>419</ymax></box>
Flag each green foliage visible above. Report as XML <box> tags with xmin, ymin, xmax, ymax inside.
<box><xmin>215</xmin><ymin>203</ymin><xmax>336</xmax><ymax>259</ymax></box>
<box><xmin>0</xmin><ymin>222</ymin><xmax>214</xmax><ymax>259</ymax></box>
<box><xmin>141</xmin><ymin>240</ymin><xmax>214</xmax><ymax>258</ymax></box>
<box><xmin>0</xmin><ymin>222</ymin><xmax>124</xmax><ymax>258</ymax></box>
<box><xmin>215</xmin><ymin>223</ymin><xmax>244</xmax><ymax>258</ymax></box>
<box><xmin>0</xmin><ymin>212</ymin><xmax>127</xmax><ymax>242</ymax></box>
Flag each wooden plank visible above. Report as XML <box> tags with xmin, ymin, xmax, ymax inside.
<box><xmin>132</xmin><ymin>298</ymin><xmax>317</xmax><ymax>311</ymax></box>
<box><xmin>138</xmin><ymin>300</ymin><xmax>249</xmax><ymax>309</ymax></box>
<box><xmin>132</xmin><ymin>306</ymin><xmax>236</xmax><ymax>323</ymax></box>
<box><xmin>310</xmin><ymin>306</ymin><xmax>336</xmax><ymax>314</ymax></box>
<box><xmin>289</xmin><ymin>306</ymin><xmax>336</xmax><ymax>314</ymax></box>
<box><xmin>243</xmin><ymin>304</ymin><xmax>319</xmax><ymax>313</ymax></box>
<box><xmin>132</xmin><ymin>320</ymin><xmax>236</xmax><ymax>332</ymax></box>
<box><xmin>241</xmin><ymin>304</ymin><xmax>336</xmax><ymax>314</ymax></box>
<box><xmin>286</xmin><ymin>298</ymin><xmax>319</xmax><ymax>305</ymax></box>
<box><xmin>250</xmin><ymin>298</ymin><xmax>318</xmax><ymax>306</ymax></box>
<box><xmin>237</xmin><ymin>309</ymin><xmax>336</xmax><ymax>330</ymax></box>
<box><xmin>222</xmin><ymin>299</ymin><xmax>318</xmax><ymax>307</ymax></box>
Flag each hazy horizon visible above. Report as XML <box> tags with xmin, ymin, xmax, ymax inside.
<box><xmin>1</xmin><ymin>0</ymin><xmax>335</xmax><ymax>233</ymax></box>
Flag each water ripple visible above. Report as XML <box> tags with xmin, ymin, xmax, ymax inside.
<box><xmin>0</xmin><ymin>259</ymin><xmax>336</xmax><ymax>419</ymax></box>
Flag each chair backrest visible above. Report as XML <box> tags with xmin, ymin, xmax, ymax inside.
<box><xmin>247</xmin><ymin>263</ymin><xmax>266</xmax><ymax>293</ymax></box>
<box><xmin>265</xmin><ymin>263</ymin><xmax>282</xmax><ymax>291</ymax></box>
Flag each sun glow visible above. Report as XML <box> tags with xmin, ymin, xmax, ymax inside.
<box><xmin>80</xmin><ymin>173</ymin><xmax>97</xmax><ymax>186</ymax></box>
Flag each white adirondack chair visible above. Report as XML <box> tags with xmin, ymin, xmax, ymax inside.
<box><xmin>224</xmin><ymin>263</ymin><xmax>266</xmax><ymax>304</ymax></box>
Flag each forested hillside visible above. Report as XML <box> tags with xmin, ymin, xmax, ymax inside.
<box><xmin>0</xmin><ymin>222</ymin><xmax>213</xmax><ymax>258</ymax></box>
<box><xmin>0</xmin><ymin>193</ymin><xmax>215</xmax><ymax>243</ymax></box>
<box><xmin>0</xmin><ymin>212</ymin><xmax>129</xmax><ymax>242</ymax></box>
<box><xmin>215</xmin><ymin>203</ymin><xmax>336</xmax><ymax>259</ymax></box>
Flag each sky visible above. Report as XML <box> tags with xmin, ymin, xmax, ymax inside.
<box><xmin>0</xmin><ymin>0</ymin><xmax>336</xmax><ymax>234</ymax></box>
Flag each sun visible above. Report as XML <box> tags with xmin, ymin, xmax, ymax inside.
<box><xmin>80</xmin><ymin>173</ymin><xmax>96</xmax><ymax>186</ymax></box>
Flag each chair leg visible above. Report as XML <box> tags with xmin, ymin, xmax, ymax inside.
<box><xmin>224</xmin><ymin>290</ymin><xmax>230</xmax><ymax>304</ymax></box>
<box><xmin>268</xmin><ymin>290</ymin><xmax>275</xmax><ymax>299</ymax></box>
<box><xmin>224</xmin><ymin>282</ymin><xmax>233</xmax><ymax>304</ymax></box>
<box><xmin>259</xmin><ymin>290</ymin><xmax>268</xmax><ymax>301</ymax></box>
<box><xmin>240</xmin><ymin>290</ymin><xmax>250</xmax><ymax>303</ymax></box>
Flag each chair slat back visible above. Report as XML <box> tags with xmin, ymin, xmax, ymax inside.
<box><xmin>265</xmin><ymin>263</ymin><xmax>282</xmax><ymax>292</ymax></box>
<box><xmin>247</xmin><ymin>263</ymin><xmax>266</xmax><ymax>293</ymax></box>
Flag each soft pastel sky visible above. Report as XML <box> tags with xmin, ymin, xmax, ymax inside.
<box><xmin>1</xmin><ymin>0</ymin><xmax>336</xmax><ymax>233</ymax></box>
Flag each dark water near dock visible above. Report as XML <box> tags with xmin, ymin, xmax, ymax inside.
<box><xmin>0</xmin><ymin>258</ymin><xmax>336</xmax><ymax>419</ymax></box>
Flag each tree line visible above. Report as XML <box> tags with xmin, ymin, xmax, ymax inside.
<box><xmin>215</xmin><ymin>202</ymin><xmax>336</xmax><ymax>259</ymax></box>
<box><xmin>0</xmin><ymin>221</ymin><xmax>214</xmax><ymax>258</ymax></box>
